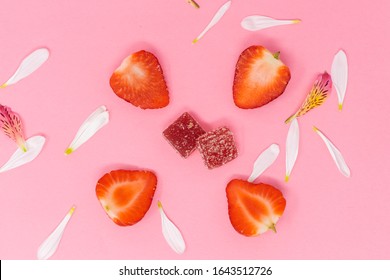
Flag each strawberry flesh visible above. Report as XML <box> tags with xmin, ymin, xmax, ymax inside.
<box><xmin>96</xmin><ymin>169</ymin><xmax>157</xmax><ymax>226</ymax></box>
<box><xmin>110</xmin><ymin>50</ymin><xmax>169</xmax><ymax>109</ymax></box>
<box><xmin>233</xmin><ymin>46</ymin><xmax>291</xmax><ymax>109</ymax></box>
<box><xmin>226</xmin><ymin>179</ymin><xmax>286</xmax><ymax>236</ymax></box>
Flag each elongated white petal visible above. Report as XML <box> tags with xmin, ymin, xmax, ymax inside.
<box><xmin>241</xmin><ymin>16</ymin><xmax>301</xmax><ymax>31</ymax></box>
<box><xmin>158</xmin><ymin>201</ymin><xmax>185</xmax><ymax>254</ymax></box>
<box><xmin>0</xmin><ymin>135</ymin><xmax>45</xmax><ymax>173</ymax></box>
<box><xmin>65</xmin><ymin>106</ymin><xmax>109</xmax><ymax>155</ymax></box>
<box><xmin>193</xmin><ymin>0</ymin><xmax>231</xmax><ymax>43</ymax></box>
<box><xmin>248</xmin><ymin>144</ymin><xmax>280</xmax><ymax>183</ymax></box>
<box><xmin>313</xmin><ymin>126</ymin><xmax>350</xmax><ymax>177</ymax></box>
<box><xmin>285</xmin><ymin>118</ymin><xmax>299</xmax><ymax>182</ymax></box>
<box><xmin>1</xmin><ymin>48</ymin><xmax>49</xmax><ymax>88</ymax></box>
<box><xmin>37</xmin><ymin>206</ymin><xmax>76</xmax><ymax>260</ymax></box>
<box><xmin>331</xmin><ymin>50</ymin><xmax>348</xmax><ymax>110</ymax></box>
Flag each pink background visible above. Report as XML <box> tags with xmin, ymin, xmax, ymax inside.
<box><xmin>0</xmin><ymin>0</ymin><xmax>389</xmax><ymax>260</ymax></box>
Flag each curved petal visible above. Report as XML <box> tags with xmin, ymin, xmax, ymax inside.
<box><xmin>241</xmin><ymin>15</ymin><xmax>300</xmax><ymax>31</ymax></box>
<box><xmin>37</xmin><ymin>206</ymin><xmax>76</xmax><ymax>260</ymax></box>
<box><xmin>1</xmin><ymin>48</ymin><xmax>49</xmax><ymax>88</ymax></box>
<box><xmin>158</xmin><ymin>201</ymin><xmax>186</xmax><ymax>254</ymax></box>
<box><xmin>313</xmin><ymin>126</ymin><xmax>350</xmax><ymax>177</ymax></box>
<box><xmin>248</xmin><ymin>144</ymin><xmax>280</xmax><ymax>182</ymax></box>
<box><xmin>193</xmin><ymin>1</ymin><xmax>231</xmax><ymax>43</ymax></box>
<box><xmin>331</xmin><ymin>50</ymin><xmax>348</xmax><ymax>110</ymax></box>
<box><xmin>65</xmin><ymin>106</ymin><xmax>109</xmax><ymax>154</ymax></box>
<box><xmin>0</xmin><ymin>135</ymin><xmax>45</xmax><ymax>173</ymax></box>
<box><xmin>285</xmin><ymin>119</ymin><xmax>299</xmax><ymax>182</ymax></box>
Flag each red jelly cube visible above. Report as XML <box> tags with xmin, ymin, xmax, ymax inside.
<box><xmin>196</xmin><ymin>127</ymin><xmax>238</xmax><ymax>169</ymax></box>
<box><xmin>163</xmin><ymin>112</ymin><xmax>206</xmax><ymax>158</ymax></box>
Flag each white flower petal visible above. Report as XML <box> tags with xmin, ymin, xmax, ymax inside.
<box><xmin>65</xmin><ymin>106</ymin><xmax>109</xmax><ymax>155</ymax></box>
<box><xmin>331</xmin><ymin>50</ymin><xmax>348</xmax><ymax>110</ymax></box>
<box><xmin>193</xmin><ymin>0</ymin><xmax>231</xmax><ymax>43</ymax></box>
<box><xmin>0</xmin><ymin>135</ymin><xmax>45</xmax><ymax>173</ymax></box>
<box><xmin>37</xmin><ymin>206</ymin><xmax>76</xmax><ymax>260</ymax></box>
<box><xmin>313</xmin><ymin>126</ymin><xmax>350</xmax><ymax>177</ymax></box>
<box><xmin>248</xmin><ymin>144</ymin><xmax>280</xmax><ymax>183</ymax></box>
<box><xmin>241</xmin><ymin>15</ymin><xmax>300</xmax><ymax>31</ymax></box>
<box><xmin>285</xmin><ymin>118</ymin><xmax>299</xmax><ymax>182</ymax></box>
<box><xmin>158</xmin><ymin>201</ymin><xmax>185</xmax><ymax>254</ymax></box>
<box><xmin>1</xmin><ymin>48</ymin><xmax>49</xmax><ymax>88</ymax></box>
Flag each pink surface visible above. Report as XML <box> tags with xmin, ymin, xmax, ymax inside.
<box><xmin>0</xmin><ymin>0</ymin><xmax>389</xmax><ymax>260</ymax></box>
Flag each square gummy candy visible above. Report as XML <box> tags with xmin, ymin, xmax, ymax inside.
<box><xmin>163</xmin><ymin>112</ymin><xmax>206</xmax><ymax>158</ymax></box>
<box><xmin>196</xmin><ymin>126</ymin><xmax>238</xmax><ymax>169</ymax></box>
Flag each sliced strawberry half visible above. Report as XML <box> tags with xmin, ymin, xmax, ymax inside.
<box><xmin>96</xmin><ymin>169</ymin><xmax>157</xmax><ymax>226</ymax></box>
<box><xmin>110</xmin><ymin>50</ymin><xmax>169</xmax><ymax>109</ymax></box>
<box><xmin>233</xmin><ymin>45</ymin><xmax>291</xmax><ymax>109</ymax></box>
<box><xmin>226</xmin><ymin>179</ymin><xmax>286</xmax><ymax>236</ymax></box>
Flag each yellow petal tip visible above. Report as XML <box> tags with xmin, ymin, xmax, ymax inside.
<box><xmin>157</xmin><ymin>201</ymin><xmax>163</xmax><ymax>209</ymax></box>
<box><xmin>292</xmin><ymin>19</ymin><xmax>301</xmax><ymax>24</ymax></box>
<box><xmin>313</xmin><ymin>126</ymin><xmax>319</xmax><ymax>132</ymax></box>
<box><xmin>64</xmin><ymin>148</ymin><xmax>73</xmax><ymax>155</ymax></box>
<box><xmin>192</xmin><ymin>38</ymin><xmax>199</xmax><ymax>44</ymax></box>
<box><xmin>338</xmin><ymin>104</ymin><xmax>343</xmax><ymax>111</ymax></box>
<box><xmin>69</xmin><ymin>206</ymin><xmax>76</xmax><ymax>215</ymax></box>
<box><xmin>285</xmin><ymin>175</ymin><xmax>289</xmax><ymax>182</ymax></box>
<box><xmin>0</xmin><ymin>83</ymin><xmax>7</xmax><ymax>88</ymax></box>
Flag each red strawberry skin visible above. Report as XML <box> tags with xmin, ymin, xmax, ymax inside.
<box><xmin>96</xmin><ymin>169</ymin><xmax>157</xmax><ymax>226</ymax></box>
<box><xmin>233</xmin><ymin>46</ymin><xmax>291</xmax><ymax>109</ymax></box>
<box><xmin>110</xmin><ymin>50</ymin><xmax>169</xmax><ymax>109</ymax></box>
<box><xmin>226</xmin><ymin>179</ymin><xmax>286</xmax><ymax>236</ymax></box>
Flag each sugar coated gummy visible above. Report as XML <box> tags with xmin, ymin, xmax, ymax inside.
<box><xmin>163</xmin><ymin>112</ymin><xmax>206</xmax><ymax>158</ymax></box>
<box><xmin>196</xmin><ymin>126</ymin><xmax>238</xmax><ymax>169</ymax></box>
